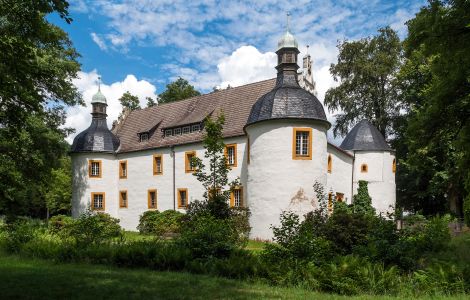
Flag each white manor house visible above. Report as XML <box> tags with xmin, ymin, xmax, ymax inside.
<box><xmin>71</xmin><ymin>28</ymin><xmax>396</xmax><ymax>240</ymax></box>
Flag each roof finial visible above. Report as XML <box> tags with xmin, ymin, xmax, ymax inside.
<box><xmin>98</xmin><ymin>76</ymin><xmax>102</xmax><ymax>91</ymax></box>
<box><xmin>306</xmin><ymin>44</ymin><xmax>310</xmax><ymax>55</ymax></box>
<box><xmin>286</xmin><ymin>11</ymin><xmax>291</xmax><ymax>33</ymax></box>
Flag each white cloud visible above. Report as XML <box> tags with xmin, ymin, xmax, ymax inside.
<box><xmin>90</xmin><ymin>33</ymin><xmax>107</xmax><ymax>50</ymax></box>
<box><xmin>65</xmin><ymin>70</ymin><xmax>158</xmax><ymax>144</ymax></box>
<box><xmin>217</xmin><ymin>46</ymin><xmax>276</xmax><ymax>88</ymax></box>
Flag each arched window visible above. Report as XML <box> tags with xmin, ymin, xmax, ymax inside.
<box><xmin>392</xmin><ymin>159</ymin><xmax>396</xmax><ymax>173</ymax></box>
<box><xmin>327</xmin><ymin>155</ymin><xmax>332</xmax><ymax>173</ymax></box>
<box><xmin>361</xmin><ymin>164</ymin><xmax>368</xmax><ymax>173</ymax></box>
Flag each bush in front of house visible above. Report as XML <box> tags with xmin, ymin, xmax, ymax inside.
<box><xmin>68</xmin><ymin>210</ymin><xmax>122</xmax><ymax>246</ymax></box>
<box><xmin>137</xmin><ymin>210</ymin><xmax>184</xmax><ymax>236</ymax></box>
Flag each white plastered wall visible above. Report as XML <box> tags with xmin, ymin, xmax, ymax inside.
<box><xmin>353</xmin><ymin>151</ymin><xmax>396</xmax><ymax>216</ymax></box>
<box><xmin>246</xmin><ymin>120</ymin><xmax>328</xmax><ymax>240</ymax></box>
<box><xmin>326</xmin><ymin>144</ymin><xmax>354</xmax><ymax>204</ymax></box>
<box><xmin>71</xmin><ymin>153</ymin><xmax>119</xmax><ymax>219</ymax></box>
<box><xmin>72</xmin><ymin>136</ymin><xmax>247</xmax><ymax>231</ymax></box>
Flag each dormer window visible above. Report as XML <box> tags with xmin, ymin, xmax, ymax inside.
<box><xmin>139</xmin><ymin>133</ymin><xmax>149</xmax><ymax>142</ymax></box>
<box><xmin>191</xmin><ymin>124</ymin><xmax>200</xmax><ymax>132</ymax></box>
<box><xmin>165</xmin><ymin>129</ymin><xmax>172</xmax><ymax>136</ymax></box>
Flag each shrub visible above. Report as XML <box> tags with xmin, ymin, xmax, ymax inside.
<box><xmin>177</xmin><ymin>215</ymin><xmax>238</xmax><ymax>259</ymax></box>
<box><xmin>137</xmin><ymin>210</ymin><xmax>183</xmax><ymax>236</ymax></box>
<box><xmin>68</xmin><ymin>210</ymin><xmax>122</xmax><ymax>246</ymax></box>
<box><xmin>324</xmin><ymin>210</ymin><xmax>372</xmax><ymax>255</ymax></box>
<box><xmin>48</xmin><ymin>214</ymin><xmax>74</xmax><ymax>235</ymax></box>
<box><xmin>3</xmin><ymin>218</ymin><xmax>43</xmax><ymax>253</ymax></box>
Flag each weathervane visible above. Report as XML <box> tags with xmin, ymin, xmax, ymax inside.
<box><xmin>98</xmin><ymin>76</ymin><xmax>101</xmax><ymax>91</ymax></box>
<box><xmin>286</xmin><ymin>11</ymin><xmax>291</xmax><ymax>32</ymax></box>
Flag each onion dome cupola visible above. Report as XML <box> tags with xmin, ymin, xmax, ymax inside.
<box><xmin>340</xmin><ymin>119</ymin><xmax>392</xmax><ymax>151</ymax></box>
<box><xmin>246</xmin><ymin>13</ymin><xmax>329</xmax><ymax>127</ymax></box>
<box><xmin>71</xmin><ymin>77</ymin><xmax>120</xmax><ymax>153</ymax></box>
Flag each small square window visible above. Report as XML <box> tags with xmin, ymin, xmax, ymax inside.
<box><xmin>182</xmin><ymin>126</ymin><xmax>190</xmax><ymax>134</ymax></box>
<box><xmin>336</xmin><ymin>193</ymin><xmax>344</xmax><ymax>202</ymax></box>
<box><xmin>191</xmin><ymin>124</ymin><xmax>200</xmax><ymax>132</ymax></box>
<box><xmin>140</xmin><ymin>133</ymin><xmax>149</xmax><ymax>142</ymax></box>
<box><xmin>361</xmin><ymin>164</ymin><xmax>368</xmax><ymax>173</ymax></box>
<box><xmin>91</xmin><ymin>192</ymin><xmax>105</xmax><ymax>210</ymax></box>
<box><xmin>165</xmin><ymin>129</ymin><xmax>172</xmax><ymax>136</ymax></box>
<box><xmin>174</xmin><ymin>128</ymin><xmax>182</xmax><ymax>135</ymax></box>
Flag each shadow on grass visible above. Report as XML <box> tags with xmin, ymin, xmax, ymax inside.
<box><xmin>0</xmin><ymin>254</ymin><xmax>315</xmax><ymax>300</ymax></box>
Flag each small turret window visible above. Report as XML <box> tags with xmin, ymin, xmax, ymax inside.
<box><xmin>293</xmin><ymin>128</ymin><xmax>312</xmax><ymax>160</ymax></box>
<box><xmin>327</xmin><ymin>155</ymin><xmax>332</xmax><ymax>173</ymax></box>
<box><xmin>361</xmin><ymin>164</ymin><xmax>368</xmax><ymax>173</ymax></box>
<box><xmin>89</xmin><ymin>160</ymin><xmax>102</xmax><ymax>178</ymax></box>
<box><xmin>91</xmin><ymin>192</ymin><xmax>105</xmax><ymax>210</ymax></box>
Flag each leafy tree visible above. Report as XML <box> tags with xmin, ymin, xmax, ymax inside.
<box><xmin>324</xmin><ymin>27</ymin><xmax>402</xmax><ymax>138</ymax></box>
<box><xmin>0</xmin><ymin>111</ymin><xmax>70</xmax><ymax>219</ymax></box>
<box><xmin>45</xmin><ymin>157</ymin><xmax>72</xmax><ymax>216</ymax></box>
<box><xmin>0</xmin><ymin>1</ymin><xmax>79</xmax><ymax>220</ymax></box>
<box><xmin>398</xmin><ymin>0</ymin><xmax>470</xmax><ymax>217</ymax></box>
<box><xmin>158</xmin><ymin>77</ymin><xmax>201</xmax><ymax>104</ymax></box>
<box><xmin>191</xmin><ymin>114</ymin><xmax>232</xmax><ymax>219</ymax></box>
<box><xmin>118</xmin><ymin>91</ymin><xmax>141</xmax><ymax>111</ymax></box>
<box><xmin>0</xmin><ymin>0</ymin><xmax>81</xmax><ymax>128</ymax></box>
<box><xmin>146</xmin><ymin>96</ymin><xmax>156</xmax><ymax>107</ymax></box>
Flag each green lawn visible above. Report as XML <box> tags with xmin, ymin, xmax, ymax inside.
<box><xmin>0</xmin><ymin>254</ymin><xmax>467</xmax><ymax>300</ymax></box>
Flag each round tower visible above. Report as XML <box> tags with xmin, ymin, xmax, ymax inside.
<box><xmin>70</xmin><ymin>78</ymin><xmax>120</xmax><ymax>218</ymax></box>
<box><xmin>245</xmin><ymin>15</ymin><xmax>330</xmax><ymax>240</ymax></box>
<box><xmin>340</xmin><ymin>120</ymin><xmax>396</xmax><ymax>215</ymax></box>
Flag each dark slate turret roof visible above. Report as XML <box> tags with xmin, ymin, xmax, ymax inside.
<box><xmin>340</xmin><ymin>120</ymin><xmax>392</xmax><ymax>151</ymax></box>
<box><xmin>71</xmin><ymin>118</ymin><xmax>120</xmax><ymax>153</ymax></box>
<box><xmin>246</xmin><ymin>75</ymin><xmax>329</xmax><ymax>126</ymax></box>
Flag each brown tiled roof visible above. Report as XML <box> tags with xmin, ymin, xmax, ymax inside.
<box><xmin>115</xmin><ymin>78</ymin><xmax>276</xmax><ymax>153</ymax></box>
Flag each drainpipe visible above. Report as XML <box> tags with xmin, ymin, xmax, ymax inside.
<box><xmin>171</xmin><ymin>146</ymin><xmax>176</xmax><ymax>210</ymax></box>
<box><xmin>351</xmin><ymin>151</ymin><xmax>355</xmax><ymax>205</ymax></box>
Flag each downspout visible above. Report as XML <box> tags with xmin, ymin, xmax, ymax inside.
<box><xmin>351</xmin><ymin>151</ymin><xmax>355</xmax><ymax>205</ymax></box>
<box><xmin>171</xmin><ymin>146</ymin><xmax>176</xmax><ymax>210</ymax></box>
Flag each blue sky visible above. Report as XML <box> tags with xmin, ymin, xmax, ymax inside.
<box><xmin>56</xmin><ymin>0</ymin><xmax>426</xmax><ymax>143</ymax></box>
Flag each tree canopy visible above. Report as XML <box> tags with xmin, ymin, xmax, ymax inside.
<box><xmin>324</xmin><ymin>27</ymin><xmax>402</xmax><ymax>138</ymax></box>
<box><xmin>0</xmin><ymin>0</ymin><xmax>80</xmax><ymax>219</ymax></box>
<box><xmin>118</xmin><ymin>91</ymin><xmax>141</xmax><ymax>111</ymax></box>
<box><xmin>158</xmin><ymin>77</ymin><xmax>201</xmax><ymax>104</ymax></box>
<box><xmin>0</xmin><ymin>0</ymin><xmax>82</xmax><ymax>128</ymax></box>
<box><xmin>396</xmin><ymin>0</ymin><xmax>470</xmax><ymax>218</ymax></box>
